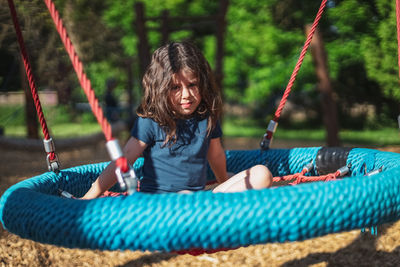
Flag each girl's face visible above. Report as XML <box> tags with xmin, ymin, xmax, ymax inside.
<box><xmin>169</xmin><ymin>69</ymin><xmax>201</xmax><ymax>117</ymax></box>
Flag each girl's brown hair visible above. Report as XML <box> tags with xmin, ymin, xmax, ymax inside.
<box><xmin>137</xmin><ymin>41</ymin><xmax>222</xmax><ymax>145</ymax></box>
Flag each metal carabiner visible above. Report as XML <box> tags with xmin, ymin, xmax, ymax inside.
<box><xmin>337</xmin><ymin>164</ymin><xmax>351</xmax><ymax>177</ymax></box>
<box><xmin>115</xmin><ymin>166</ymin><xmax>138</xmax><ymax>194</ymax></box>
<box><xmin>366</xmin><ymin>166</ymin><xmax>384</xmax><ymax>176</ymax></box>
<box><xmin>43</xmin><ymin>138</ymin><xmax>60</xmax><ymax>173</ymax></box>
<box><xmin>46</xmin><ymin>153</ymin><xmax>60</xmax><ymax>173</ymax></box>
<box><xmin>260</xmin><ymin>120</ymin><xmax>278</xmax><ymax>150</ymax></box>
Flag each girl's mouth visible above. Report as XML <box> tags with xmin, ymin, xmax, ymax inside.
<box><xmin>181</xmin><ymin>102</ymin><xmax>192</xmax><ymax>109</ymax></box>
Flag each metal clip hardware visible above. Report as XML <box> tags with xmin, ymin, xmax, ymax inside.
<box><xmin>107</xmin><ymin>139</ymin><xmax>138</xmax><ymax>194</ymax></box>
<box><xmin>106</xmin><ymin>139</ymin><xmax>123</xmax><ymax>161</ymax></box>
<box><xmin>366</xmin><ymin>166</ymin><xmax>383</xmax><ymax>176</ymax></box>
<box><xmin>43</xmin><ymin>138</ymin><xmax>55</xmax><ymax>153</ymax></box>
<box><xmin>260</xmin><ymin>133</ymin><xmax>271</xmax><ymax>150</ymax></box>
<box><xmin>115</xmin><ymin>167</ymin><xmax>138</xmax><ymax>194</ymax></box>
<box><xmin>260</xmin><ymin>120</ymin><xmax>278</xmax><ymax>150</ymax></box>
<box><xmin>43</xmin><ymin>138</ymin><xmax>61</xmax><ymax>173</ymax></box>
<box><xmin>337</xmin><ymin>165</ymin><xmax>350</xmax><ymax>177</ymax></box>
<box><xmin>304</xmin><ymin>162</ymin><xmax>314</xmax><ymax>173</ymax></box>
<box><xmin>59</xmin><ymin>189</ymin><xmax>75</xmax><ymax>199</ymax></box>
<box><xmin>267</xmin><ymin>120</ymin><xmax>278</xmax><ymax>133</ymax></box>
<box><xmin>46</xmin><ymin>153</ymin><xmax>60</xmax><ymax>173</ymax></box>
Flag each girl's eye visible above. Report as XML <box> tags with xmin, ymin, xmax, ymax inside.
<box><xmin>172</xmin><ymin>85</ymin><xmax>180</xmax><ymax>90</ymax></box>
<box><xmin>189</xmin><ymin>83</ymin><xmax>197</xmax><ymax>88</ymax></box>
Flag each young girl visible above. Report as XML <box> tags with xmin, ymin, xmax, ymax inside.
<box><xmin>82</xmin><ymin>42</ymin><xmax>272</xmax><ymax>198</ymax></box>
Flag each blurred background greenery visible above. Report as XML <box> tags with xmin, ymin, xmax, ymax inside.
<box><xmin>0</xmin><ymin>0</ymin><xmax>399</xmax><ymax>147</ymax></box>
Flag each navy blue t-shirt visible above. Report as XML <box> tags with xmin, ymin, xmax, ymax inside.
<box><xmin>131</xmin><ymin>116</ymin><xmax>222</xmax><ymax>193</ymax></box>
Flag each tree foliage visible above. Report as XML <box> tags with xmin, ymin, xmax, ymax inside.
<box><xmin>1</xmin><ymin>0</ymin><xmax>399</xmax><ymax>128</ymax></box>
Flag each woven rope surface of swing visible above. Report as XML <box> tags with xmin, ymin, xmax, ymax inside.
<box><xmin>1</xmin><ymin>147</ymin><xmax>400</xmax><ymax>251</ymax></box>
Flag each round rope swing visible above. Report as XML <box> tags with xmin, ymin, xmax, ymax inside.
<box><xmin>2</xmin><ymin>0</ymin><xmax>400</xmax><ymax>254</ymax></box>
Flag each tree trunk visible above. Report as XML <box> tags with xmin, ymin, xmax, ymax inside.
<box><xmin>215</xmin><ymin>0</ymin><xmax>229</xmax><ymax>91</ymax></box>
<box><xmin>306</xmin><ymin>25</ymin><xmax>340</xmax><ymax>147</ymax></box>
<box><xmin>126</xmin><ymin>58</ymin><xmax>136</xmax><ymax>130</ymax></box>
<box><xmin>56</xmin><ymin>62</ymin><xmax>73</xmax><ymax>105</ymax></box>
<box><xmin>161</xmin><ymin>10</ymin><xmax>169</xmax><ymax>45</ymax></box>
<box><xmin>135</xmin><ymin>2</ymin><xmax>151</xmax><ymax>80</ymax></box>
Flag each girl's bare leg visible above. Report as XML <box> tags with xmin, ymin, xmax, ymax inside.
<box><xmin>212</xmin><ymin>165</ymin><xmax>272</xmax><ymax>193</ymax></box>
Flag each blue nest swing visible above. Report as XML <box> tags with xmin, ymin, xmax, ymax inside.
<box><xmin>3</xmin><ymin>0</ymin><xmax>400</xmax><ymax>254</ymax></box>
<box><xmin>1</xmin><ymin>147</ymin><xmax>400</xmax><ymax>252</ymax></box>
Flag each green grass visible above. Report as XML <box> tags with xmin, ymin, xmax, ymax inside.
<box><xmin>339</xmin><ymin>128</ymin><xmax>400</xmax><ymax>146</ymax></box>
<box><xmin>1</xmin><ymin>104</ymin><xmax>101</xmax><ymax>138</ymax></box>
<box><xmin>0</xmin><ymin>105</ymin><xmax>25</xmax><ymax>126</ymax></box>
<box><xmin>274</xmin><ymin>128</ymin><xmax>400</xmax><ymax>147</ymax></box>
<box><xmin>4</xmin><ymin>119</ymin><xmax>400</xmax><ymax>147</ymax></box>
<box><xmin>223</xmin><ymin>117</ymin><xmax>400</xmax><ymax>147</ymax></box>
<box><xmin>2</xmin><ymin>105</ymin><xmax>399</xmax><ymax>147</ymax></box>
<box><xmin>4</xmin><ymin>123</ymin><xmax>101</xmax><ymax>138</ymax></box>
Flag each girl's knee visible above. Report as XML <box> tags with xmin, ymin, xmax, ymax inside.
<box><xmin>250</xmin><ymin>165</ymin><xmax>272</xmax><ymax>188</ymax></box>
<box><xmin>251</xmin><ymin>164</ymin><xmax>271</xmax><ymax>177</ymax></box>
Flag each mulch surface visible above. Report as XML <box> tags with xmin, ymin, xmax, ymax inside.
<box><xmin>1</xmin><ymin>138</ymin><xmax>400</xmax><ymax>267</ymax></box>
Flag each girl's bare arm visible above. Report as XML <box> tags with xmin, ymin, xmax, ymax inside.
<box><xmin>207</xmin><ymin>137</ymin><xmax>229</xmax><ymax>184</ymax></box>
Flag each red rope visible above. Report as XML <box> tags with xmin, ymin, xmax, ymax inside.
<box><xmin>42</xmin><ymin>0</ymin><xmax>129</xmax><ymax>172</ymax></box>
<box><xmin>205</xmin><ymin>169</ymin><xmax>341</xmax><ymax>187</ymax></box>
<box><xmin>263</xmin><ymin>0</ymin><xmax>328</xmax><ymax>144</ymax></box>
<box><xmin>273</xmin><ymin>0</ymin><xmax>327</xmax><ymax>120</ymax></box>
<box><xmin>116</xmin><ymin>157</ymin><xmax>129</xmax><ymax>173</ymax></box>
<box><xmin>7</xmin><ymin>0</ymin><xmax>55</xmax><ymax>161</ymax></box>
<box><xmin>42</xmin><ymin>0</ymin><xmax>112</xmax><ymax>141</ymax></box>
<box><xmin>396</xmin><ymin>0</ymin><xmax>400</xmax><ymax>80</ymax></box>
<box><xmin>289</xmin><ymin>170</ymin><xmax>340</xmax><ymax>184</ymax></box>
<box><xmin>273</xmin><ymin>169</ymin><xmax>341</xmax><ymax>185</ymax></box>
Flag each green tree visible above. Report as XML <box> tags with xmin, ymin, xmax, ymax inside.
<box><xmin>103</xmin><ymin>0</ymin><xmax>221</xmax><ymax>100</ymax></box>
<box><xmin>361</xmin><ymin>0</ymin><xmax>400</xmax><ymax>100</ymax></box>
<box><xmin>223</xmin><ymin>0</ymin><xmax>319</xmax><ymax>117</ymax></box>
<box><xmin>223</xmin><ymin>0</ymin><xmax>399</xmax><ymax>127</ymax></box>
<box><xmin>328</xmin><ymin>0</ymin><xmax>398</xmax><ymax>127</ymax></box>
<box><xmin>3</xmin><ymin>0</ymin><xmax>399</xmax><ymax>130</ymax></box>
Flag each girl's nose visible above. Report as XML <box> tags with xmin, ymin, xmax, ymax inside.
<box><xmin>181</xmin><ymin>86</ymin><xmax>190</xmax><ymax>98</ymax></box>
